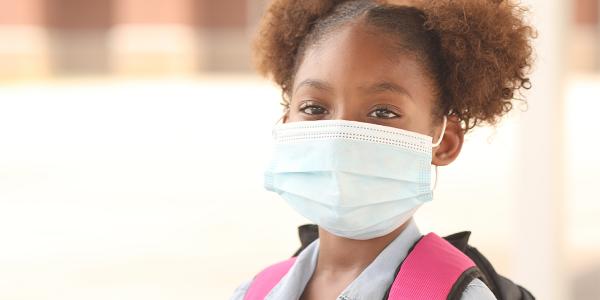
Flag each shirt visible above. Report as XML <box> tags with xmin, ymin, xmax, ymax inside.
<box><xmin>230</xmin><ymin>219</ymin><xmax>497</xmax><ymax>300</ymax></box>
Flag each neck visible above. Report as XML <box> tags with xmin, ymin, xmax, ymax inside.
<box><xmin>315</xmin><ymin>219</ymin><xmax>412</xmax><ymax>274</ymax></box>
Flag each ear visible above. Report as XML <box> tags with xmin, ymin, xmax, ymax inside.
<box><xmin>432</xmin><ymin>115</ymin><xmax>464</xmax><ymax>166</ymax></box>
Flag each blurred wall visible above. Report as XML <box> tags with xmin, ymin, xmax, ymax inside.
<box><xmin>2</xmin><ymin>0</ymin><xmax>599</xmax><ymax>78</ymax></box>
<box><xmin>0</xmin><ymin>0</ymin><xmax>263</xmax><ymax>79</ymax></box>
<box><xmin>571</xmin><ymin>0</ymin><xmax>600</xmax><ymax>71</ymax></box>
<box><xmin>0</xmin><ymin>0</ymin><xmax>49</xmax><ymax>78</ymax></box>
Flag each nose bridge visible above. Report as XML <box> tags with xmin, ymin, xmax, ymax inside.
<box><xmin>332</xmin><ymin>108</ymin><xmax>355</xmax><ymax>121</ymax></box>
<box><xmin>330</xmin><ymin>94</ymin><xmax>362</xmax><ymax>122</ymax></box>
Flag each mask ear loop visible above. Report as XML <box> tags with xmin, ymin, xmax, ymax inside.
<box><xmin>432</xmin><ymin>165</ymin><xmax>439</xmax><ymax>190</ymax></box>
<box><xmin>274</xmin><ymin>108</ymin><xmax>289</xmax><ymax>126</ymax></box>
<box><xmin>431</xmin><ymin>116</ymin><xmax>447</xmax><ymax>190</ymax></box>
<box><xmin>432</xmin><ymin>116</ymin><xmax>447</xmax><ymax>148</ymax></box>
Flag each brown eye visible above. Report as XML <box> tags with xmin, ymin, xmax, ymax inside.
<box><xmin>369</xmin><ymin>108</ymin><xmax>400</xmax><ymax>119</ymax></box>
<box><xmin>300</xmin><ymin>104</ymin><xmax>328</xmax><ymax>115</ymax></box>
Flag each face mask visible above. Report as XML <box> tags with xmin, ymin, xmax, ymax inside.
<box><xmin>264</xmin><ymin>117</ymin><xmax>447</xmax><ymax>240</ymax></box>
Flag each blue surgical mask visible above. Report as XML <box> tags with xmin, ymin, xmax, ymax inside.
<box><xmin>264</xmin><ymin>117</ymin><xmax>447</xmax><ymax>240</ymax></box>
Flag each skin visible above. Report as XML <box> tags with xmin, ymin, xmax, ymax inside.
<box><xmin>281</xmin><ymin>19</ymin><xmax>465</xmax><ymax>300</ymax></box>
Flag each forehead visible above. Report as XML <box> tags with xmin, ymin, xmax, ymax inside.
<box><xmin>293</xmin><ymin>22</ymin><xmax>431</xmax><ymax>93</ymax></box>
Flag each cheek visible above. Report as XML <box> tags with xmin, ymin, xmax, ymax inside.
<box><xmin>286</xmin><ymin>111</ymin><xmax>302</xmax><ymax>122</ymax></box>
<box><xmin>403</xmin><ymin>105</ymin><xmax>437</xmax><ymax>136</ymax></box>
<box><xmin>284</xmin><ymin>102</ymin><xmax>304</xmax><ymax>123</ymax></box>
<box><xmin>404</xmin><ymin>87</ymin><xmax>441</xmax><ymax>135</ymax></box>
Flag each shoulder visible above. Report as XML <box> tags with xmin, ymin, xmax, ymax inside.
<box><xmin>229</xmin><ymin>278</ymin><xmax>253</xmax><ymax>300</ymax></box>
<box><xmin>460</xmin><ymin>278</ymin><xmax>497</xmax><ymax>300</ymax></box>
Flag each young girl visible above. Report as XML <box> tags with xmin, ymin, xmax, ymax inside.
<box><xmin>232</xmin><ymin>0</ymin><xmax>535</xmax><ymax>299</ymax></box>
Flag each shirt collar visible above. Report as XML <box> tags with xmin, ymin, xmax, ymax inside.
<box><xmin>266</xmin><ymin>218</ymin><xmax>422</xmax><ymax>300</ymax></box>
<box><xmin>266</xmin><ymin>236</ymin><xmax>320</xmax><ymax>299</ymax></box>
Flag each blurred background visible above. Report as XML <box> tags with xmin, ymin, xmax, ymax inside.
<box><xmin>0</xmin><ymin>0</ymin><xmax>598</xmax><ymax>299</ymax></box>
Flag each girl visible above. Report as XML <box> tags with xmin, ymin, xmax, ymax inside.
<box><xmin>232</xmin><ymin>0</ymin><xmax>535</xmax><ymax>299</ymax></box>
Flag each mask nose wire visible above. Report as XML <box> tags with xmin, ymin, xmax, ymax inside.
<box><xmin>432</xmin><ymin>116</ymin><xmax>448</xmax><ymax>148</ymax></box>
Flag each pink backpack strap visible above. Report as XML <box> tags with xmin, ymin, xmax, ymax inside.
<box><xmin>243</xmin><ymin>257</ymin><xmax>296</xmax><ymax>300</ymax></box>
<box><xmin>387</xmin><ymin>232</ymin><xmax>478</xmax><ymax>300</ymax></box>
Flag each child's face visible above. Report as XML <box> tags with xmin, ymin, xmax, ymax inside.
<box><xmin>286</xmin><ymin>22</ymin><xmax>440</xmax><ymax>138</ymax></box>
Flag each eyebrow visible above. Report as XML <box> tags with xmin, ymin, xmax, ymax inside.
<box><xmin>295</xmin><ymin>79</ymin><xmax>412</xmax><ymax>99</ymax></box>
<box><xmin>362</xmin><ymin>81</ymin><xmax>411</xmax><ymax>98</ymax></box>
<box><xmin>294</xmin><ymin>79</ymin><xmax>334</xmax><ymax>94</ymax></box>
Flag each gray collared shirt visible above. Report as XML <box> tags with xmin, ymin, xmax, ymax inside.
<box><xmin>230</xmin><ymin>219</ymin><xmax>497</xmax><ymax>300</ymax></box>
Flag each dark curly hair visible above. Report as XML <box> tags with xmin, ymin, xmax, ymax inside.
<box><xmin>253</xmin><ymin>0</ymin><xmax>536</xmax><ymax>131</ymax></box>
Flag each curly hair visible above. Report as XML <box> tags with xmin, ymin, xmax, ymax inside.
<box><xmin>253</xmin><ymin>0</ymin><xmax>536</xmax><ymax>131</ymax></box>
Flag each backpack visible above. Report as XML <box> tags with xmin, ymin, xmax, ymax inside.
<box><xmin>245</xmin><ymin>224</ymin><xmax>535</xmax><ymax>300</ymax></box>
